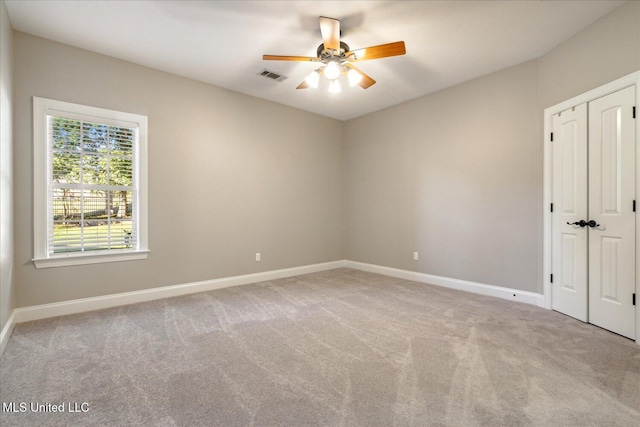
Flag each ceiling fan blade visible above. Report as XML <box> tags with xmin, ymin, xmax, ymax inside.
<box><xmin>344</xmin><ymin>63</ymin><xmax>376</xmax><ymax>89</ymax></box>
<box><xmin>296</xmin><ymin>81</ymin><xmax>309</xmax><ymax>89</ymax></box>
<box><xmin>319</xmin><ymin>16</ymin><xmax>340</xmax><ymax>52</ymax></box>
<box><xmin>348</xmin><ymin>41</ymin><xmax>406</xmax><ymax>61</ymax></box>
<box><xmin>263</xmin><ymin>55</ymin><xmax>318</xmax><ymax>62</ymax></box>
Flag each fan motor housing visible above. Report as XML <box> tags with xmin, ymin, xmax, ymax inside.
<box><xmin>317</xmin><ymin>41</ymin><xmax>350</xmax><ymax>59</ymax></box>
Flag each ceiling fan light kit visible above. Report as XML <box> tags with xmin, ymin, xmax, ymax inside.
<box><xmin>263</xmin><ymin>16</ymin><xmax>406</xmax><ymax>94</ymax></box>
<box><xmin>347</xmin><ymin>69</ymin><xmax>363</xmax><ymax>87</ymax></box>
<box><xmin>329</xmin><ymin>79</ymin><xmax>342</xmax><ymax>94</ymax></box>
<box><xmin>304</xmin><ymin>71</ymin><xmax>320</xmax><ymax>88</ymax></box>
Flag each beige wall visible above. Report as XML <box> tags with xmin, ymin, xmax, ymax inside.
<box><xmin>0</xmin><ymin>0</ymin><xmax>14</xmax><ymax>333</ymax></box>
<box><xmin>13</xmin><ymin>33</ymin><xmax>345</xmax><ymax>307</ymax></box>
<box><xmin>345</xmin><ymin>1</ymin><xmax>639</xmax><ymax>294</ymax></box>
<box><xmin>346</xmin><ymin>61</ymin><xmax>541</xmax><ymax>292</ymax></box>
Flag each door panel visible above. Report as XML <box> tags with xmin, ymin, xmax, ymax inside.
<box><xmin>560</xmin><ymin>233</ymin><xmax>577</xmax><ymax>291</ymax></box>
<box><xmin>588</xmin><ymin>86</ymin><xmax>636</xmax><ymax>339</ymax></box>
<box><xmin>552</xmin><ymin>104</ymin><xmax>588</xmax><ymax>322</ymax></box>
<box><xmin>600</xmin><ymin>236</ymin><xmax>621</xmax><ymax>301</ymax></box>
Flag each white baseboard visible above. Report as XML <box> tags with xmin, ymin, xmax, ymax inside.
<box><xmin>0</xmin><ymin>310</ymin><xmax>16</xmax><ymax>356</ymax></box>
<box><xmin>345</xmin><ymin>260</ymin><xmax>545</xmax><ymax>307</ymax></box>
<box><xmin>13</xmin><ymin>260</ymin><xmax>346</xmax><ymax>324</ymax></box>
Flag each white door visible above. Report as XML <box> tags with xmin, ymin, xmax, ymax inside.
<box><xmin>551</xmin><ymin>104</ymin><xmax>588</xmax><ymax>322</ymax></box>
<box><xmin>551</xmin><ymin>87</ymin><xmax>636</xmax><ymax>340</ymax></box>
<box><xmin>588</xmin><ymin>86</ymin><xmax>636</xmax><ymax>339</ymax></box>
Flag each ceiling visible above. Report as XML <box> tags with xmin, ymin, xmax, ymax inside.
<box><xmin>5</xmin><ymin>0</ymin><xmax>625</xmax><ymax>121</ymax></box>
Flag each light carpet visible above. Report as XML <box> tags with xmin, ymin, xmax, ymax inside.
<box><xmin>1</xmin><ymin>268</ymin><xmax>639</xmax><ymax>426</ymax></box>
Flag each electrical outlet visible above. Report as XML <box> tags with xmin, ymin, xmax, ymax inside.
<box><xmin>256</xmin><ymin>253</ymin><xmax>261</xmax><ymax>261</ymax></box>
<box><xmin>413</xmin><ymin>252</ymin><xmax>419</xmax><ymax>261</ymax></box>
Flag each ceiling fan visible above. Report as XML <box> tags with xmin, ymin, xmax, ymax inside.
<box><xmin>263</xmin><ymin>16</ymin><xmax>406</xmax><ymax>93</ymax></box>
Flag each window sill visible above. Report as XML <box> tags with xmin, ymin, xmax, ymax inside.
<box><xmin>33</xmin><ymin>250</ymin><xmax>150</xmax><ymax>269</ymax></box>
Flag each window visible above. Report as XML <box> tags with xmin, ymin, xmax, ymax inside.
<box><xmin>33</xmin><ymin>97</ymin><xmax>148</xmax><ymax>268</ymax></box>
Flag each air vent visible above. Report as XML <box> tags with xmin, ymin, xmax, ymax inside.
<box><xmin>258</xmin><ymin>69</ymin><xmax>287</xmax><ymax>82</ymax></box>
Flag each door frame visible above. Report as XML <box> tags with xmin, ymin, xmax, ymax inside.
<box><xmin>542</xmin><ymin>70</ymin><xmax>640</xmax><ymax>345</ymax></box>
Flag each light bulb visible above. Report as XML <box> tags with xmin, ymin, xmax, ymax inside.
<box><xmin>329</xmin><ymin>79</ymin><xmax>342</xmax><ymax>94</ymax></box>
<box><xmin>348</xmin><ymin>69</ymin><xmax>363</xmax><ymax>87</ymax></box>
<box><xmin>324</xmin><ymin>61</ymin><xmax>340</xmax><ymax>80</ymax></box>
<box><xmin>304</xmin><ymin>71</ymin><xmax>319</xmax><ymax>88</ymax></box>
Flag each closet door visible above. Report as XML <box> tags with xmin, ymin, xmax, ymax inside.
<box><xmin>551</xmin><ymin>104</ymin><xmax>588</xmax><ymax>322</ymax></box>
<box><xmin>588</xmin><ymin>86</ymin><xmax>636</xmax><ymax>340</ymax></box>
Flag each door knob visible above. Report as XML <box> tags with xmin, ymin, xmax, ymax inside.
<box><xmin>587</xmin><ymin>220</ymin><xmax>600</xmax><ymax>228</ymax></box>
<box><xmin>567</xmin><ymin>220</ymin><xmax>587</xmax><ymax>227</ymax></box>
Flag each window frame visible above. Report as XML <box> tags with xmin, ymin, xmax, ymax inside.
<box><xmin>33</xmin><ymin>97</ymin><xmax>149</xmax><ymax>268</ymax></box>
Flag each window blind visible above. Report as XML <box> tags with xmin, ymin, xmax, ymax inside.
<box><xmin>47</xmin><ymin>116</ymin><xmax>138</xmax><ymax>254</ymax></box>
